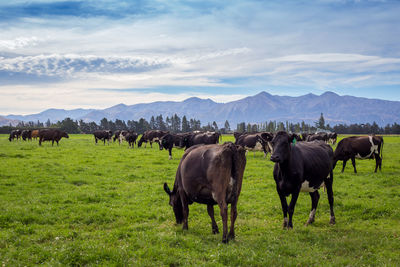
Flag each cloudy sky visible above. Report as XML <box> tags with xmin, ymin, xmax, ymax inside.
<box><xmin>1</xmin><ymin>0</ymin><xmax>400</xmax><ymax>115</ymax></box>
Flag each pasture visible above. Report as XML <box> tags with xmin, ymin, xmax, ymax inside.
<box><xmin>0</xmin><ymin>134</ymin><xmax>399</xmax><ymax>266</ymax></box>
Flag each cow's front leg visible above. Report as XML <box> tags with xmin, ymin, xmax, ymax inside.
<box><xmin>306</xmin><ymin>190</ymin><xmax>320</xmax><ymax>226</ymax></box>
<box><xmin>277</xmin><ymin>187</ymin><xmax>289</xmax><ymax>229</ymax></box>
<box><xmin>287</xmin><ymin>190</ymin><xmax>299</xmax><ymax>229</ymax></box>
<box><xmin>351</xmin><ymin>157</ymin><xmax>357</xmax><ymax>173</ymax></box>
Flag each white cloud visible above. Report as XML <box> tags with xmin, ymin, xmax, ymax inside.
<box><xmin>0</xmin><ymin>36</ymin><xmax>40</xmax><ymax>50</ymax></box>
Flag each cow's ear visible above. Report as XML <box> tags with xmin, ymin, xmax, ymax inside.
<box><xmin>163</xmin><ymin>183</ymin><xmax>171</xmax><ymax>195</ymax></box>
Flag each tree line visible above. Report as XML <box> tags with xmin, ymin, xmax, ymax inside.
<box><xmin>1</xmin><ymin>113</ymin><xmax>400</xmax><ymax>134</ymax></box>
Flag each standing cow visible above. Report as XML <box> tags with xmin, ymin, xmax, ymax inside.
<box><xmin>119</xmin><ymin>131</ymin><xmax>138</xmax><ymax>148</ymax></box>
<box><xmin>333</xmin><ymin>135</ymin><xmax>383</xmax><ymax>173</ymax></box>
<box><xmin>180</xmin><ymin>132</ymin><xmax>220</xmax><ymax>149</ymax></box>
<box><xmin>93</xmin><ymin>130</ymin><xmax>113</xmax><ymax>145</ymax></box>
<box><xmin>8</xmin><ymin>129</ymin><xmax>22</xmax><ymax>141</ymax></box>
<box><xmin>138</xmin><ymin>130</ymin><xmax>168</xmax><ymax>148</ymax></box>
<box><xmin>21</xmin><ymin>130</ymin><xmax>32</xmax><ymax>141</ymax></box>
<box><xmin>270</xmin><ymin>131</ymin><xmax>335</xmax><ymax>229</ymax></box>
<box><xmin>39</xmin><ymin>129</ymin><xmax>69</xmax><ymax>146</ymax></box>
<box><xmin>163</xmin><ymin>142</ymin><xmax>246</xmax><ymax>243</ymax></box>
<box><xmin>159</xmin><ymin>133</ymin><xmax>187</xmax><ymax>159</ymax></box>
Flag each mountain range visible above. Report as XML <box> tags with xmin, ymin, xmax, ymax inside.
<box><xmin>3</xmin><ymin>91</ymin><xmax>400</xmax><ymax>127</ymax></box>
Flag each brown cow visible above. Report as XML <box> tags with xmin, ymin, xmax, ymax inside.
<box><xmin>31</xmin><ymin>130</ymin><xmax>39</xmax><ymax>140</ymax></box>
<box><xmin>163</xmin><ymin>142</ymin><xmax>246</xmax><ymax>243</ymax></box>
<box><xmin>39</xmin><ymin>129</ymin><xmax>69</xmax><ymax>146</ymax></box>
<box><xmin>333</xmin><ymin>135</ymin><xmax>383</xmax><ymax>173</ymax></box>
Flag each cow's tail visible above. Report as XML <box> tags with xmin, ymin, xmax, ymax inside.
<box><xmin>225</xmin><ymin>142</ymin><xmax>245</xmax><ymax>198</ymax></box>
<box><xmin>380</xmin><ymin>137</ymin><xmax>384</xmax><ymax>159</ymax></box>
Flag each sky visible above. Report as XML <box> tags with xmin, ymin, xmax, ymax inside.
<box><xmin>1</xmin><ymin>0</ymin><xmax>400</xmax><ymax>115</ymax></box>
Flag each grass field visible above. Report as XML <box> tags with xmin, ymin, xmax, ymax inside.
<box><xmin>0</xmin><ymin>134</ymin><xmax>399</xmax><ymax>266</ymax></box>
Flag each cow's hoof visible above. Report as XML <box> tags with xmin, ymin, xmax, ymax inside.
<box><xmin>228</xmin><ymin>232</ymin><xmax>235</xmax><ymax>240</ymax></box>
<box><xmin>222</xmin><ymin>238</ymin><xmax>228</xmax><ymax>244</ymax></box>
<box><xmin>330</xmin><ymin>216</ymin><xmax>336</xmax><ymax>225</ymax></box>
<box><xmin>212</xmin><ymin>228</ymin><xmax>219</xmax><ymax>234</ymax></box>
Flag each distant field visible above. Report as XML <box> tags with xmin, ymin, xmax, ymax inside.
<box><xmin>0</xmin><ymin>134</ymin><xmax>399</xmax><ymax>266</ymax></box>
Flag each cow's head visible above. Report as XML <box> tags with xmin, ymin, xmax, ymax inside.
<box><xmin>62</xmin><ymin>132</ymin><xmax>69</xmax><ymax>138</ymax></box>
<box><xmin>163</xmin><ymin>183</ymin><xmax>183</xmax><ymax>224</ymax></box>
<box><xmin>270</xmin><ymin>131</ymin><xmax>295</xmax><ymax>163</ymax></box>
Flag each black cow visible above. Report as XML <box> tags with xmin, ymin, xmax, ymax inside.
<box><xmin>234</xmin><ymin>133</ymin><xmax>270</xmax><ymax>157</ymax></box>
<box><xmin>181</xmin><ymin>132</ymin><xmax>220</xmax><ymax>149</ymax></box>
<box><xmin>138</xmin><ymin>130</ymin><xmax>168</xmax><ymax>148</ymax></box>
<box><xmin>39</xmin><ymin>129</ymin><xmax>69</xmax><ymax>146</ymax></box>
<box><xmin>328</xmin><ymin>132</ymin><xmax>338</xmax><ymax>145</ymax></box>
<box><xmin>333</xmin><ymin>135</ymin><xmax>383</xmax><ymax>173</ymax></box>
<box><xmin>306</xmin><ymin>132</ymin><xmax>328</xmax><ymax>143</ymax></box>
<box><xmin>113</xmin><ymin>130</ymin><xmax>121</xmax><ymax>143</ymax></box>
<box><xmin>21</xmin><ymin>130</ymin><xmax>32</xmax><ymax>141</ymax></box>
<box><xmin>93</xmin><ymin>130</ymin><xmax>112</xmax><ymax>145</ymax></box>
<box><xmin>163</xmin><ymin>142</ymin><xmax>246</xmax><ymax>243</ymax></box>
<box><xmin>8</xmin><ymin>129</ymin><xmax>22</xmax><ymax>141</ymax></box>
<box><xmin>120</xmin><ymin>131</ymin><xmax>138</xmax><ymax>148</ymax></box>
<box><xmin>270</xmin><ymin>131</ymin><xmax>335</xmax><ymax>229</ymax></box>
<box><xmin>159</xmin><ymin>133</ymin><xmax>186</xmax><ymax>159</ymax></box>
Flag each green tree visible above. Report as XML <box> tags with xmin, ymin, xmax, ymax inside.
<box><xmin>316</xmin><ymin>113</ymin><xmax>325</xmax><ymax>129</ymax></box>
<box><xmin>224</xmin><ymin>120</ymin><xmax>230</xmax><ymax>132</ymax></box>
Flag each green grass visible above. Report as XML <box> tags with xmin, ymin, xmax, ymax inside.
<box><xmin>0</xmin><ymin>134</ymin><xmax>399</xmax><ymax>266</ymax></box>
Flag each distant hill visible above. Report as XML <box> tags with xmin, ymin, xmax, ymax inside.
<box><xmin>3</xmin><ymin>91</ymin><xmax>400</xmax><ymax>127</ymax></box>
<box><xmin>0</xmin><ymin>116</ymin><xmax>20</xmax><ymax>127</ymax></box>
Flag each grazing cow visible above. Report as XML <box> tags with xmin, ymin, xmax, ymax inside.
<box><xmin>39</xmin><ymin>129</ymin><xmax>69</xmax><ymax>146</ymax></box>
<box><xmin>120</xmin><ymin>131</ymin><xmax>138</xmax><ymax>148</ymax></box>
<box><xmin>235</xmin><ymin>133</ymin><xmax>268</xmax><ymax>157</ymax></box>
<box><xmin>159</xmin><ymin>133</ymin><xmax>186</xmax><ymax>159</ymax></box>
<box><xmin>306</xmin><ymin>132</ymin><xmax>328</xmax><ymax>143</ymax></box>
<box><xmin>163</xmin><ymin>142</ymin><xmax>246</xmax><ymax>243</ymax></box>
<box><xmin>93</xmin><ymin>130</ymin><xmax>113</xmax><ymax>145</ymax></box>
<box><xmin>31</xmin><ymin>130</ymin><xmax>39</xmax><ymax>140</ymax></box>
<box><xmin>181</xmin><ymin>132</ymin><xmax>220</xmax><ymax>149</ymax></box>
<box><xmin>113</xmin><ymin>130</ymin><xmax>121</xmax><ymax>143</ymax></box>
<box><xmin>301</xmin><ymin>133</ymin><xmax>314</xmax><ymax>141</ymax></box>
<box><xmin>138</xmin><ymin>130</ymin><xmax>168</xmax><ymax>148</ymax></box>
<box><xmin>21</xmin><ymin>130</ymin><xmax>32</xmax><ymax>141</ymax></box>
<box><xmin>328</xmin><ymin>132</ymin><xmax>338</xmax><ymax>145</ymax></box>
<box><xmin>333</xmin><ymin>135</ymin><xmax>383</xmax><ymax>173</ymax></box>
<box><xmin>8</xmin><ymin>129</ymin><xmax>22</xmax><ymax>141</ymax></box>
<box><xmin>270</xmin><ymin>131</ymin><xmax>335</xmax><ymax>229</ymax></box>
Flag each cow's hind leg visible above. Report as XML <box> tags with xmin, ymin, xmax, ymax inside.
<box><xmin>306</xmin><ymin>190</ymin><xmax>320</xmax><ymax>226</ymax></box>
<box><xmin>351</xmin><ymin>157</ymin><xmax>357</xmax><ymax>173</ymax></box>
<box><xmin>207</xmin><ymin>204</ymin><xmax>219</xmax><ymax>234</ymax></box>
<box><xmin>179</xmin><ymin>193</ymin><xmax>189</xmax><ymax>231</ymax></box>
<box><xmin>218</xmin><ymin>200</ymin><xmax>229</xmax><ymax>243</ymax></box>
<box><xmin>325</xmin><ymin>172</ymin><xmax>335</xmax><ymax>224</ymax></box>
<box><xmin>228</xmin><ymin>201</ymin><xmax>237</xmax><ymax>241</ymax></box>
<box><xmin>374</xmin><ymin>154</ymin><xmax>381</xmax><ymax>172</ymax></box>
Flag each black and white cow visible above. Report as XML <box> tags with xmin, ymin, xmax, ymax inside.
<box><xmin>8</xmin><ymin>129</ymin><xmax>22</xmax><ymax>141</ymax></box>
<box><xmin>328</xmin><ymin>132</ymin><xmax>338</xmax><ymax>145</ymax></box>
<box><xmin>270</xmin><ymin>131</ymin><xmax>335</xmax><ymax>229</ymax></box>
<box><xmin>93</xmin><ymin>130</ymin><xmax>113</xmax><ymax>145</ymax></box>
<box><xmin>234</xmin><ymin>132</ymin><xmax>273</xmax><ymax>157</ymax></box>
<box><xmin>119</xmin><ymin>131</ymin><xmax>138</xmax><ymax>148</ymax></box>
<box><xmin>306</xmin><ymin>132</ymin><xmax>328</xmax><ymax>143</ymax></box>
<box><xmin>333</xmin><ymin>135</ymin><xmax>383</xmax><ymax>173</ymax></box>
<box><xmin>160</xmin><ymin>133</ymin><xmax>186</xmax><ymax>159</ymax></box>
<box><xmin>138</xmin><ymin>130</ymin><xmax>168</xmax><ymax>148</ymax></box>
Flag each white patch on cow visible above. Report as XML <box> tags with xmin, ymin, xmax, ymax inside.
<box><xmin>309</xmin><ymin>209</ymin><xmax>316</xmax><ymax>220</ymax></box>
<box><xmin>229</xmin><ymin>177</ymin><xmax>234</xmax><ymax>187</ymax></box>
<box><xmin>169</xmin><ymin>155</ymin><xmax>172</xmax><ymax>160</ymax></box>
<box><xmin>267</xmin><ymin>142</ymin><xmax>273</xmax><ymax>153</ymax></box>
<box><xmin>356</xmin><ymin>136</ymin><xmax>379</xmax><ymax>159</ymax></box>
<box><xmin>300</xmin><ymin>181</ymin><xmax>324</xmax><ymax>192</ymax></box>
<box><xmin>212</xmin><ymin>191</ymin><xmax>217</xmax><ymax>202</ymax></box>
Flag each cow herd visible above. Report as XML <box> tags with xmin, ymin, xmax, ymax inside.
<box><xmin>6</xmin><ymin>128</ymin><xmax>384</xmax><ymax>243</ymax></box>
<box><xmin>8</xmin><ymin>129</ymin><xmax>69</xmax><ymax>146</ymax></box>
